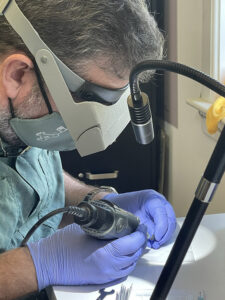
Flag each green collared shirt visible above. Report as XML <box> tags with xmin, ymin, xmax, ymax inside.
<box><xmin>0</xmin><ymin>147</ymin><xmax>65</xmax><ymax>252</ymax></box>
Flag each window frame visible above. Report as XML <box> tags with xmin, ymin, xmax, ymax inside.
<box><xmin>201</xmin><ymin>0</ymin><xmax>225</xmax><ymax>100</ymax></box>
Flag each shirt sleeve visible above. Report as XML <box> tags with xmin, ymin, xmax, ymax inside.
<box><xmin>0</xmin><ymin>175</ymin><xmax>19</xmax><ymax>252</ymax></box>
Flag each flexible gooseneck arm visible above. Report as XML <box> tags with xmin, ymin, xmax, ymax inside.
<box><xmin>150</xmin><ymin>125</ymin><xmax>225</xmax><ymax>299</ymax></box>
<box><xmin>128</xmin><ymin>60</ymin><xmax>225</xmax><ymax>300</ymax></box>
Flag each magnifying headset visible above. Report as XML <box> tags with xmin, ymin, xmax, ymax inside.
<box><xmin>0</xmin><ymin>0</ymin><xmax>131</xmax><ymax>156</ymax></box>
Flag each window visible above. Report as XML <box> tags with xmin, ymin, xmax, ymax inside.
<box><xmin>187</xmin><ymin>0</ymin><xmax>225</xmax><ymax>138</ymax></box>
<box><xmin>218</xmin><ymin>0</ymin><xmax>225</xmax><ymax>83</ymax></box>
<box><xmin>201</xmin><ymin>0</ymin><xmax>225</xmax><ymax>99</ymax></box>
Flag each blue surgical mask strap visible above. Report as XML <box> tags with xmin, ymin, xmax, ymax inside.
<box><xmin>8</xmin><ymin>97</ymin><xmax>15</xmax><ymax>118</ymax></box>
<box><xmin>8</xmin><ymin>61</ymin><xmax>53</xmax><ymax>117</ymax></box>
<box><xmin>33</xmin><ymin>60</ymin><xmax>53</xmax><ymax>114</ymax></box>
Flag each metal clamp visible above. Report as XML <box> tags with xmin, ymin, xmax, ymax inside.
<box><xmin>195</xmin><ymin>177</ymin><xmax>217</xmax><ymax>203</ymax></box>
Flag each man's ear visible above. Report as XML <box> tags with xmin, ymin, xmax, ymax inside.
<box><xmin>1</xmin><ymin>54</ymin><xmax>34</xmax><ymax>99</ymax></box>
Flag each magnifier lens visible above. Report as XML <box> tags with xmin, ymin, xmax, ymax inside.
<box><xmin>72</xmin><ymin>82</ymin><xmax>129</xmax><ymax>105</ymax></box>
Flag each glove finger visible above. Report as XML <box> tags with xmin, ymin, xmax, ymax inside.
<box><xmin>142</xmin><ymin>219</ymin><xmax>155</xmax><ymax>244</ymax></box>
<box><xmin>150</xmin><ymin>206</ymin><xmax>168</xmax><ymax>242</ymax></box>
<box><xmin>164</xmin><ymin>203</ymin><xmax>177</xmax><ymax>240</ymax></box>
<box><xmin>152</xmin><ymin>218</ymin><xmax>177</xmax><ymax>249</ymax></box>
<box><xmin>152</xmin><ymin>202</ymin><xmax>176</xmax><ymax>247</ymax></box>
<box><xmin>113</xmin><ymin>246</ymin><xmax>144</xmax><ymax>271</ymax></box>
<box><xmin>165</xmin><ymin>201</ymin><xmax>177</xmax><ymax>220</ymax></box>
<box><xmin>117</xmin><ymin>261</ymin><xmax>137</xmax><ymax>278</ymax></box>
<box><xmin>108</xmin><ymin>225</ymin><xmax>147</xmax><ymax>256</ymax></box>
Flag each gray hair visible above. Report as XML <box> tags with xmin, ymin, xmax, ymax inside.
<box><xmin>0</xmin><ymin>0</ymin><xmax>164</xmax><ymax>81</ymax></box>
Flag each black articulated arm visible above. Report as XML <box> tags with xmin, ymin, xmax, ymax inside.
<box><xmin>128</xmin><ymin>60</ymin><xmax>225</xmax><ymax>300</ymax></box>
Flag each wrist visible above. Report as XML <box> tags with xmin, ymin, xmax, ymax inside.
<box><xmin>28</xmin><ymin>239</ymin><xmax>54</xmax><ymax>291</ymax></box>
<box><xmin>0</xmin><ymin>247</ymin><xmax>38</xmax><ymax>299</ymax></box>
<box><xmin>83</xmin><ymin>186</ymin><xmax>118</xmax><ymax>202</ymax></box>
<box><xmin>23</xmin><ymin>246</ymin><xmax>38</xmax><ymax>290</ymax></box>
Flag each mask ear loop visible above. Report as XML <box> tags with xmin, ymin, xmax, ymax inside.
<box><xmin>8</xmin><ymin>97</ymin><xmax>15</xmax><ymax>118</ymax></box>
<box><xmin>32</xmin><ymin>60</ymin><xmax>53</xmax><ymax>114</ymax></box>
<box><xmin>8</xmin><ymin>61</ymin><xmax>53</xmax><ymax>116</ymax></box>
<box><xmin>6</xmin><ymin>99</ymin><xmax>31</xmax><ymax>156</ymax></box>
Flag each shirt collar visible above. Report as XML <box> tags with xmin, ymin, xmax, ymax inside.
<box><xmin>0</xmin><ymin>138</ymin><xmax>31</xmax><ymax>157</ymax></box>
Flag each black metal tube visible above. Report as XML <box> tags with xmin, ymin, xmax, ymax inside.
<box><xmin>150</xmin><ymin>198</ymin><xmax>208</xmax><ymax>300</ymax></box>
<box><xmin>128</xmin><ymin>60</ymin><xmax>225</xmax><ymax>300</ymax></box>
<box><xmin>129</xmin><ymin>60</ymin><xmax>225</xmax><ymax>99</ymax></box>
<box><xmin>204</xmin><ymin>126</ymin><xmax>225</xmax><ymax>182</ymax></box>
<box><xmin>150</xmin><ymin>126</ymin><xmax>225</xmax><ymax>299</ymax></box>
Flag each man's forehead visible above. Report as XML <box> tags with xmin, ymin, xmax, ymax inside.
<box><xmin>78</xmin><ymin>60</ymin><xmax>129</xmax><ymax>90</ymax></box>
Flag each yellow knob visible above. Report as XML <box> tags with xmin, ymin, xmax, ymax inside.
<box><xmin>206</xmin><ymin>96</ymin><xmax>225</xmax><ymax>134</ymax></box>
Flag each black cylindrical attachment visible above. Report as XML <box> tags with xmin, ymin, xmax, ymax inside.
<box><xmin>77</xmin><ymin>200</ymin><xmax>114</xmax><ymax>231</ymax></box>
<box><xmin>127</xmin><ymin>92</ymin><xmax>154</xmax><ymax>144</ymax></box>
<box><xmin>73</xmin><ymin>202</ymin><xmax>97</xmax><ymax>226</ymax></box>
<box><xmin>150</xmin><ymin>198</ymin><xmax>209</xmax><ymax>300</ymax></box>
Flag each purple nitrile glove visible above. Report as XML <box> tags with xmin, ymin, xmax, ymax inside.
<box><xmin>103</xmin><ymin>189</ymin><xmax>176</xmax><ymax>249</ymax></box>
<box><xmin>27</xmin><ymin>223</ymin><xmax>147</xmax><ymax>291</ymax></box>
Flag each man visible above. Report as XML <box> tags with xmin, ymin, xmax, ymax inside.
<box><xmin>0</xmin><ymin>0</ymin><xmax>176</xmax><ymax>299</ymax></box>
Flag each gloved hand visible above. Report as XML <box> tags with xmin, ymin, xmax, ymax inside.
<box><xmin>27</xmin><ymin>223</ymin><xmax>147</xmax><ymax>291</ymax></box>
<box><xmin>103</xmin><ymin>190</ymin><xmax>176</xmax><ymax>249</ymax></box>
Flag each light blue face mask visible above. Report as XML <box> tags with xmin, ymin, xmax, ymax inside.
<box><xmin>8</xmin><ymin>57</ymin><xmax>76</xmax><ymax>153</ymax></box>
<box><xmin>10</xmin><ymin>112</ymin><xmax>76</xmax><ymax>152</ymax></box>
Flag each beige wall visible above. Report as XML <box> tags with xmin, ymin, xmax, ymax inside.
<box><xmin>164</xmin><ymin>0</ymin><xmax>225</xmax><ymax>217</ymax></box>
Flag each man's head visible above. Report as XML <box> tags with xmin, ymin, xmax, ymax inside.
<box><xmin>0</xmin><ymin>0</ymin><xmax>164</xmax><ymax>151</ymax></box>
<box><xmin>0</xmin><ymin>0</ymin><xmax>164</xmax><ymax>78</ymax></box>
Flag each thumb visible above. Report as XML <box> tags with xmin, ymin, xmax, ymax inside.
<box><xmin>109</xmin><ymin>224</ymin><xmax>147</xmax><ymax>256</ymax></box>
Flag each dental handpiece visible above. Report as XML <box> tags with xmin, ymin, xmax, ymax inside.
<box><xmin>72</xmin><ymin>199</ymin><xmax>140</xmax><ymax>240</ymax></box>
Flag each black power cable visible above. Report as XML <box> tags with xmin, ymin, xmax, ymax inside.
<box><xmin>21</xmin><ymin>206</ymin><xmax>89</xmax><ymax>247</ymax></box>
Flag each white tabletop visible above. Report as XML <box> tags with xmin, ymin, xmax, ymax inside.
<box><xmin>50</xmin><ymin>213</ymin><xmax>225</xmax><ymax>300</ymax></box>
